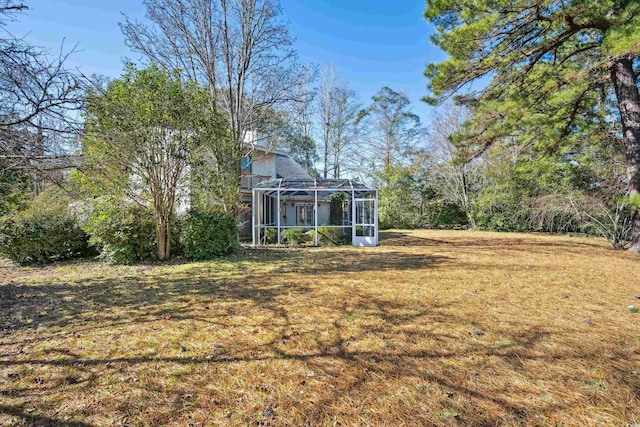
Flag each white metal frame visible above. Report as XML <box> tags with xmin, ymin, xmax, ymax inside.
<box><xmin>353</xmin><ymin>194</ymin><xmax>378</xmax><ymax>247</ymax></box>
<box><xmin>251</xmin><ymin>179</ymin><xmax>378</xmax><ymax>247</ymax></box>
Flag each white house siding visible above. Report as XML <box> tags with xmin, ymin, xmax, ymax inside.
<box><xmin>283</xmin><ymin>203</ymin><xmax>296</xmax><ymax>226</ymax></box>
<box><xmin>280</xmin><ymin>201</ymin><xmax>330</xmax><ymax>227</ymax></box>
<box><xmin>175</xmin><ymin>164</ymin><xmax>191</xmax><ymax>216</ymax></box>
<box><xmin>318</xmin><ymin>203</ymin><xmax>330</xmax><ymax>225</ymax></box>
<box><xmin>126</xmin><ymin>163</ymin><xmax>192</xmax><ymax>217</ymax></box>
<box><xmin>251</xmin><ymin>153</ymin><xmax>276</xmax><ymax>177</ymax></box>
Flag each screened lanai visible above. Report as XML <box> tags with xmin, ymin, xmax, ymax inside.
<box><xmin>252</xmin><ymin>178</ymin><xmax>378</xmax><ymax>247</ymax></box>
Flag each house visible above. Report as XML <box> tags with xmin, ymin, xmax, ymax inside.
<box><xmin>238</xmin><ymin>132</ymin><xmax>313</xmax><ymax>237</ymax></box>
<box><xmin>242</xmin><ymin>133</ymin><xmax>378</xmax><ymax>247</ymax></box>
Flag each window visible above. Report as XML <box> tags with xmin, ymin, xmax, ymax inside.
<box><xmin>296</xmin><ymin>204</ymin><xmax>314</xmax><ymax>227</ymax></box>
<box><xmin>241</xmin><ymin>156</ymin><xmax>251</xmax><ymax>174</ymax></box>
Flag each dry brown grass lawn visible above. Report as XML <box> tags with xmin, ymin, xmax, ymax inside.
<box><xmin>1</xmin><ymin>230</ymin><xmax>639</xmax><ymax>426</ymax></box>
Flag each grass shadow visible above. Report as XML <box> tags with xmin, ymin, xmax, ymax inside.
<box><xmin>1</xmin><ymin>229</ymin><xmax>639</xmax><ymax>425</ymax></box>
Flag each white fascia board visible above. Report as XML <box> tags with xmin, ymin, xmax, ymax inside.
<box><xmin>242</xmin><ymin>143</ymin><xmax>289</xmax><ymax>156</ymax></box>
<box><xmin>254</xmin><ymin>188</ymin><xmax>372</xmax><ymax>192</ymax></box>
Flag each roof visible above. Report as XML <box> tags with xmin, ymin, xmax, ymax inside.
<box><xmin>254</xmin><ymin>177</ymin><xmax>374</xmax><ymax>191</ymax></box>
<box><xmin>275</xmin><ymin>154</ymin><xmax>311</xmax><ymax>179</ymax></box>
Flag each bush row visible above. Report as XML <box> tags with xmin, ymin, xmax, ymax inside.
<box><xmin>0</xmin><ymin>195</ymin><xmax>238</xmax><ymax>265</ymax></box>
<box><xmin>262</xmin><ymin>226</ymin><xmax>352</xmax><ymax>247</ymax></box>
<box><xmin>0</xmin><ymin>214</ymin><xmax>95</xmax><ymax>265</ymax></box>
<box><xmin>181</xmin><ymin>210</ymin><xmax>239</xmax><ymax>261</ymax></box>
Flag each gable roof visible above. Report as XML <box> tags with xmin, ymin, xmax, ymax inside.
<box><xmin>275</xmin><ymin>154</ymin><xmax>311</xmax><ymax>179</ymax></box>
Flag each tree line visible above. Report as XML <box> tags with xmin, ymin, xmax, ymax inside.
<box><xmin>423</xmin><ymin>0</ymin><xmax>640</xmax><ymax>251</ymax></box>
<box><xmin>1</xmin><ymin>0</ymin><xmax>639</xmax><ymax>265</ymax></box>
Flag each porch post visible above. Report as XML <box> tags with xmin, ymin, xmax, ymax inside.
<box><xmin>314</xmin><ymin>189</ymin><xmax>318</xmax><ymax>247</ymax></box>
<box><xmin>258</xmin><ymin>192</ymin><xmax>263</xmax><ymax>245</ymax></box>
<box><xmin>277</xmin><ymin>189</ymin><xmax>281</xmax><ymax>246</ymax></box>
<box><xmin>252</xmin><ymin>189</ymin><xmax>256</xmax><ymax>246</ymax></box>
<box><xmin>374</xmin><ymin>189</ymin><xmax>379</xmax><ymax>246</ymax></box>
<box><xmin>351</xmin><ymin>190</ymin><xmax>356</xmax><ymax>246</ymax></box>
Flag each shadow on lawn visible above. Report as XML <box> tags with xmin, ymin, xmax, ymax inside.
<box><xmin>268</xmin><ymin>249</ymin><xmax>449</xmax><ymax>275</ymax></box>
<box><xmin>1</xmin><ymin>235</ymin><xmax>637</xmax><ymax>425</ymax></box>
<box><xmin>380</xmin><ymin>231</ymin><xmax>449</xmax><ymax>247</ymax></box>
<box><xmin>2</xmin><ymin>284</ymin><xmax>636</xmax><ymax>426</ymax></box>
<box><xmin>0</xmin><ymin>404</ymin><xmax>92</xmax><ymax>427</ymax></box>
<box><xmin>0</xmin><ymin>273</ymin><xmax>298</xmax><ymax>343</ymax></box>
<box><xmin>0</xmin><ymin>249</ymin><xmax>448</xmax><ymax>336</ymax></box>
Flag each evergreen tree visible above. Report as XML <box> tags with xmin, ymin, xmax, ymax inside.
<box><xmin>424</xmin><ymin>0</ymin><xmax>640</xmax><ymax>251</ymax></box>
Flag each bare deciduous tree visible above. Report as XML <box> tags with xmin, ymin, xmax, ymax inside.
<box><xmin>531</xmin><ymin>189</ymin><xmax>633</xmax><ymax>249</ymax></box>
<box><xmin>317</xmin><ymin>64</ymin><xmax>337</xmax><ymax>179</ymax></box>
<box><xmin>328</xmin><ymin>87</ymin><xmax>359</xmax><ymax>179</ymax></box>
<box><xmin>428</xmin><ymin>102</ymin><xmax>485</xmax><ymax>228</ymax></box>
<box><xmin>287</xmin><ymin>66</ymin><xmax>317</xmax><ymax>144</ymax></box>
<box><xmin>0</xmin><ymin>1</ymin><xmax>83</xmax><ymax>182</ymax></box>
<box><xmin>315</xmin><ymin>65</ymin><xmax>360</xmax><ymax>179</ymax></box>
<box><xmin>356</xmin><ymin>87</ymin><xmax>424</xmax><ymax>181</ymax></box>
<box><xmin>121</xmin><ymin>0</ymin><xmax>310</xmax><ymax>209</ymax></box>
<box><xmin>279</xmin><ymin>66</ymin><xmax>318</xmax><ymax>174</ymax></box>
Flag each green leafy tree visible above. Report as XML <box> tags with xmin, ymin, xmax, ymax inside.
<box><xmin>81</xmin><ymin>64</ymin><xmax>212</xmax><ymax>260</ymax></box>
<box><xmin>475</xmin><ymin>139</ymin><xmax>633</xmax><ymax>247</ymax></box>
<box><xmin>188</xmin><ymin>110</ymin><xmax>236</xmax><ymax>213</ymax></box>
<box><xmin>529</xmin><ymin>141</ymin><xmax>633</xmax><ymax>247</ymax></box>
<box><xmin>425</xmin><ymin>0</ymin><xmax>640</xmax><ymax>251</ymax></box>
<box><xmin>377</xmin><ymin>165</ymin><xmax>421</xmax><ymax>229</ymax></box>
<box><xmin>475</xmin><ymin>146</ymin><xmax>576</xmax><ymax>232</ymax></box>
<box><xmin>376</xmin><ymin>151</ymin><xmax>434</xmax><ymax>229</ymax></box>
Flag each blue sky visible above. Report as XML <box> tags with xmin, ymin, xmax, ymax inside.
<box><xmin>7</xmin><ymin>0</ymin><xmax>444</xmax><ymax>123</ymax></box>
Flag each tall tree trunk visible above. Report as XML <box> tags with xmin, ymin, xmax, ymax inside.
<box><xmin>611</xmin><ymin>58</ymin><xmax>640</xmax><ymax>252</ymax></box>
<box><xmin>155</xmin><ymin>210</ymin><xmax>171</xmax><ymax>260</ymax></box>
<box><xmin>165</xmin><ymin>220</ymin><xmax>171</xmax><ymax>260</ymax></box>
<box><xmin>461</xmin><ymin>168</ymin><xmax>476</xmax><ymax>229</ymax></box>
<box><xmin>156</xmin><ymin>223</ymin><xmax>167</xmax><ymax>260</ymax></box>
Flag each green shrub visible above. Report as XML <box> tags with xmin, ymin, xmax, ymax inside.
<box><xmin>475</xmin><ymin>193</ymin><xmax>527</xmax><ymax>232</ymax></box>
<box><xmin>263</xmin><ymin>227</ymin><xmax>277</xmax><ymax>244</ymax></box>
<box><xmin>378</xmin><ymin>209</ymin><xmax>416</xmax><ymax>230</ymax></box>
<box><xmin>281</xmin><ymin>228</ymin><xmax>306</xmax><ymax>246</ymax></box>
<box><xmin>0</xmin><ymin>189</ymin><xmax>93</xmax><ymax>265</ymax></box>
<box><xmin>180</xmin><ymin>210</ymin><xmax>238</xmax><ymax>260</ymax></box>
<box><xmin>0</xmin><ymin>213</ymin><xmax>92</xmax><ymax>265</ymax></box>
<box><xmin>421</xmin><ymin>200</ymin><xmax>468</xmax><ymax>228</ymax></box>
<box><xmin>83</xmin><ymin>200</ymin><xmax>157</xmax><ymax>264</ymax></box>
<box><xmin>308</xmin><ymin>227</ymin><xmax>346</xmax><ymax>246</ymax></box>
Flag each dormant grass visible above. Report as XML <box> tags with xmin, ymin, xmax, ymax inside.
<box><xmin>1</xmin><ymin>230</ymin><xmax>638</xmax><ymax>426</ymax></box>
